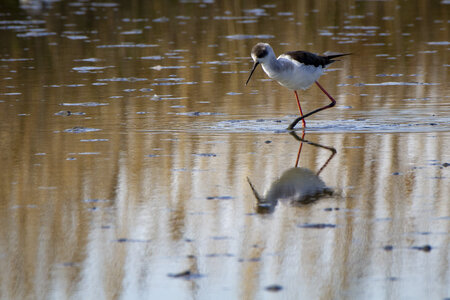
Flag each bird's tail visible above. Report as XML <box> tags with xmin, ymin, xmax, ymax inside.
<box><xmin>325</xmin><ymin>53</ymin><xmax>352</xmax><ymax>59</ymax></box>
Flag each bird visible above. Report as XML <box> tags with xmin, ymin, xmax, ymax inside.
<box><xmin>245</xmin><ymin>42</ymin><xmax>350</xmax><ymax>129</ymax></box>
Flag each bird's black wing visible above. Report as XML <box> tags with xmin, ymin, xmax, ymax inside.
<box><xmin>284</xmin><ymin>51</ymin><xmax>351</xmax><ymax>67</ymax></box>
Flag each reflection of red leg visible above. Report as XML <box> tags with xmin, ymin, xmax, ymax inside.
<box><xmin>294</xmin><ymin>131</ymin><xmax>306</xmax><ymax>167</ymax></box>
<box><xmin>294</xmin><ymin>91</ymin><xmax>306</xmax><ymax>128</ymax></box>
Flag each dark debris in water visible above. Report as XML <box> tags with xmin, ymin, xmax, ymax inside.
<box><xmin>83</xmin><ymin>198</ymin><xmax>110</xmax><ymax>203</ymax></box>
<box><xmin>265</xmin><ymin>284</ymin><xmax>283</xmax><ymax>292</ymax></box>
<box><xmin>176</xmin><ymin>111</ymin><xmax>225</xmax><ymax>116</ymax></box>
<box><xmin>238</xmin><ymin>257</ymin><xmax>260</xmax><ymax>262</ymax></box>
<box><xmin>411</xmin><ymin>245</ymin><xmax>432</xmax><ymax>252</ymax></box>
<box><xmin>324</xmin><ymin>207</ymin><xmax>340</xmax><ymax>211</ymax></box>
<box><xmin>297</xmin><ymin>223</ymin><xmax>337</xmax><ymax>229</ymax></box>
<box><xmin>54</xmin><ymin>110</ymin><xmax>86</xmax><ymax>116</ymax></box>
<box><xmin>194</xmin><ymin>153</ymin><xmax>217</xmax><ymax>157</ymax></box>
<box><xmin>206</xmin><ymin>253</ymin><xmax>235</xmax><ymax>258</ymax></box>
<box><xmin>383</xmin><ymin>245</ymin><xmax>394</xmax><ymax>251</ymax></box>
<box><xmin>116</xmin><ymin>238</ymin><xmax>151</xmax><ymax>243</ymax></box>
<box><xmin>167</xmin><ymin>269</ymin><xmax>203</xmax><ymax>280</ymax></box>
<box><xmin>206</xmin><ymin>196</ymin><xmax>234</xmax><ymax>200</ymax></box>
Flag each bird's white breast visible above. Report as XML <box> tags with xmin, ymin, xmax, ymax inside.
<box><xmin>262</xmin><ymin>55</ymin><xmax>325</xmax><ymax>90</ymax></box>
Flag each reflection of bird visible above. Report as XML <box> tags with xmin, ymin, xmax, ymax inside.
<box><xmin>245</xmin><ymin>43</ymin><xmax>350</xmax><ymax>129</ymax></box>
<box><xmin>247</xmin><ymin>132</ymin><xmax>335</xmax><ymax>213</ymax></box>
<box><xmin>247</xmin><ymin>168</ymin><xmax>332</xmax><ymax>213</ymax></box>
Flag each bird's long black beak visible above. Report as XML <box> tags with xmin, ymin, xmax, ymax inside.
<box><xmin>245</xmin><ymin>61</ymin><xmax>259</xmax><ymax>85</ymax></box>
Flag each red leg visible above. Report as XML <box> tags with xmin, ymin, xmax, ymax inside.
<box><xmin>315</xmin><ymin>81</ymin><xmax>336</xmax><ymax>104</ymax></box>
<box><xmin>294</xmin><ymin>91</ymin><xmax>306</xmax><ymax>128</ymax></box>
<box><xmin>288</xmin><ymin>81</ymin><xmax>336</xmax><ymax>130</ymax></box>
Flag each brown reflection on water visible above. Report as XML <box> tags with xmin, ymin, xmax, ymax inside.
<box><xmin>0</xmin><ymin>0</ymin><xmax>449</xmax><ymax>299</ymax></box>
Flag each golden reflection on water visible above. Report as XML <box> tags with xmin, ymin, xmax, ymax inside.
<box><xmin>0</xmin><ymin>0</ymin><xmax>449</xmax><ymax>299</ymax></box>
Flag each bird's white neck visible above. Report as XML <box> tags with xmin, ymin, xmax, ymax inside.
<box><xmin>260</xmin><ymin>54</ymin><xmax>282</xmax><ymax>79</ymax></box>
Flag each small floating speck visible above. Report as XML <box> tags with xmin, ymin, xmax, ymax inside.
<box><xmin>176</xmin><ymin>111</ymin><xmax>225</xmax><ymax>116</ymax></box>
<box><xmin>194</xmin><ymin>153</ymin><xmax>217</xmax><ymax>157</ymax></box>
<box><xmin>265</xmin><ymin>284</ymin><xmax>283</xmax><ymax>292</ymax></box>
<box><xmin>297</xmin><ymin>223</ymin><xmax>336</xmax><ymax>229</ymax></box>
<box><xmin>116</xmin><ymin>238</ymin><xmax>151</xmax><ymax>243</ymax></box>
<box><xmin>411</xmin><ymin>245</ymin><xmax>432</xmax><ymax>252</ymax></box>
<box><xmin>84</xmin><ymin>198</ymin><xmax>110</xmax><ymax>203</ymax></box>
<box><xmin>226</xmin><ymin>92</ymin><xmax>242</xmax><ymax>95</ymax></box>
<box><xmin>167</xmin><ymin>269</ymin><xmax>203</xmax><ymax>280</ymax></box>
<box><xmin>206</xmin><ymin>196</ymin><xmax>233</xmax><ymax>200</ymax></box>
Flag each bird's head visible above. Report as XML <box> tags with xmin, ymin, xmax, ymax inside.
<box><xmin>246</xmin><ymin>43</ymin><xmax>274</xmax><ymax>85</ymax></box>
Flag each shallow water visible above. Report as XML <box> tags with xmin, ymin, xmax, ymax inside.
<box><xmin>0</xmin><ymin>0</ymin><xmax>449</xmax><ymax>299</ymax></box>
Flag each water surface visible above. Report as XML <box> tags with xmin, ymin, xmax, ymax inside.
<box><xmin>0</xmin><ymin>0</ymin><xmax>449</xmax><ymax>299</ymax></box>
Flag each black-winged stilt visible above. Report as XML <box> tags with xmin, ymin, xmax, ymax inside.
<box><xmin>245</xmin><ymin>43</ymin><xmax>350</xmax><ymax>129</ymax></box>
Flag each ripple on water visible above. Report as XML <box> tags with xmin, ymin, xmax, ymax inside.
<box><xmin>72</xmin><ymin>66</ymin><xmax>113</xmax><ymax>73</ymax></box>
<box><xmin>97</xmin><ymin>43</ymin><xmax>159</xmax><ymax>48</ymax></box>
<box><xmin>60</xmin><ymin>102</ymin><xmax>109</xmax><ymax>107</ymax></box>
<box><xmin>225</xmin><ymin>34</ymin><xmax>275</xmax><ymax>40</ymax></box>
<box><xmin>97</xmin><ymin>77</ymin><xmax>147</xmax><ymax>82</ymax></box>
<box><xmin>355</xmin><ymin>82</ymin><xmax>439</xmax><ymax>86</ymax></box>
<box><xmin>64</xmin><ymin>127</ymin><xmax>101</xmax><ymax>133</ymax></box>
<box><xmin>212</xmin><ymin>118</ymin><xmax>450</xmax><ymax>133</ymax></box>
